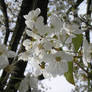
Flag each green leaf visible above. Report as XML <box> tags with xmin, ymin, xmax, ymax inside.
<box><xmin>72</xmin><ymin>34</ymin><xmax>83</xmax><ymax>52</ymax></box>
<box><xmin>64</xmin><ymin>62</ymin><xmax>75</xmax><ymax>85</ymax></box>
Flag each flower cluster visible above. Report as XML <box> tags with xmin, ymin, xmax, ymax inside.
<box><xmin>18</xmin><ymin>8</ymin><xmax>83</xmax><ymax>77</ymax></box>
<box><xmin>19</xmin><ymin>73</ymin><xmax>41</xmax><ymax>92</ymax></box>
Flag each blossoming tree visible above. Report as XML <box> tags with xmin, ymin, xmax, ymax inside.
<box><xmin>0</xmin><ymin>0</ymin><xmax>92</xmax><ymax>92</ymax></box>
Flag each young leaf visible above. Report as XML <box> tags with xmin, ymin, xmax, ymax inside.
<box><xmin>72</xmin><ymin>34</ymin><xmax>83</xmax><ymax>52</ymax></box>
<box><xmin>64</xmin><ymin>62</ymin><xmax>75</xmax><ymax>85</ymax></box>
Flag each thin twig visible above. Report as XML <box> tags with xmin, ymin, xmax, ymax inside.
<box><xmin>74</xmin><ymin>60</ymin><xmax>88</xmax><ymax>74</ymax></box>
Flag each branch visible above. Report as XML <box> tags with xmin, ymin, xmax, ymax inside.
<box><xmin>0</xmin><ymin>0</ymin><xmax>34</xmax><ymax>91</ymax></box>
<box><xmin>85</xmin><ymin>0</ymin><xmax>92</xmax><ymax>43</ymax></box>
<box><xmin>74</xmin><ymin>60</ymin><xmax>88</xmax><ymax>74</ymax></box>
<box><xmin>4</xmin><ymin>0</ymin><xmax>48</xmax><ymax>92</ymax></box>
<box><xmin>0</xmin><ymin>0</ymin><xmax>10</xmax><ymax>45</ymax></box>
<box><xmin>66</xmin><ymin>0</ymin><xmax>84</xmax><ymax>15</ymax></box>
<box><xmin>9</xmin><ymin>0</ymin><xmax>34</xmax><ymax>52</ymax></box>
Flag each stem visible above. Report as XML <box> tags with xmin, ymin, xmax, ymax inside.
<box><xmin>74</xmin><ymin>60</ymin><xmax>88</xmax><ymax>74</ymax></box>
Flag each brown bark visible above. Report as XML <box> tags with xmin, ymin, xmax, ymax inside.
<box><xmin>9</xmin><ymin>0</ymin><xmax>34</xmax><ymax>52</ymax></box>
<box><xmin>3</xmin><ymin>0</ymin><xmax>48</xmax><ymax>92</ymax></box>
<box><xmin>0</xmin><ymin>0</ymin><xmax>34</xmax><ymax>91</ymax></box>
<box><xmin>0</xmin><ymin>0</ymin><xmax>10</xmax><ymax>45</ymax></box>
<box><xmin>85</xmin><ymin>0</ymin><xmax>92</xmax><ymax>43</ymax></box>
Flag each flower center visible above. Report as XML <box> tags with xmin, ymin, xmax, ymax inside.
<box><xmin>51</xmin><ymin>24</ymin><xmax>54</xmax><ymax>29</ymax></box>
<box><xmin>55</xmin><ymin>56</ymin><xmax>61</xmax><ymax>62</ymax></box>
<box><xmin>39</xmin><ymin>62</ymin><xmax>45</xmax><ymax>69</ymax></box>
<box><xmin>30</xmin><ymin>43</ymin><xmax>32</xmax><ymax>48</ymax></box>
<box><xmin>33</xmin><ymin>28</ymin><xmax>38</xmax><ymax>34</ymax></box>
<box><xmin>38</xmin><ymin>43</ymin><xmax>44</xmax><ymax>49</ymax></box>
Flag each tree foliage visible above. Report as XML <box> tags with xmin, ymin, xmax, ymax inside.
<box><xmin>0</xmin><ymin>0</ymin><xmax>92</xmax><ymax>92</ymax></box>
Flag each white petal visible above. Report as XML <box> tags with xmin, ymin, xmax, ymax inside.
<box><xmin>23</xmin><ymin>39</ymin><xmax>31</xmax><ymax>47</ymax></box>
<box><xmin>19</xmin><ymin>74</ymin><xmax>30</xmax><ymax>92</ymax></box>
<box><xmin>34</xmin><ymin>8</ymin><xmax>41</xmax><ymax>17</ymax></box>
<box><xmin>7</xmin><ymin>51</ymin><xmax>16</xmax><ymax>58</ymax></box>
<box><xmin>49</xmin><ymin>14</ymin><xmax>63</xmax><ymax>33</ymax></box>
<box><xmin>0</xmin><ymin>55</ymin><xmax>9</xmax><ymax>69</ymax></box>
<box><xmin>25</xmin><ymin>20</ymin><xmax>34</xmax><ymax>29</ymax></box>
<box><xmin>26</xmin><ymin>30</ymin><xmax>41</xmax><ymax>40</ymax></box>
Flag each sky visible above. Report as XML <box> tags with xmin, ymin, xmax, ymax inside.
<box><xmin>78</xmin><ymin>0</ymin><xmax>87</xmax><ymax>15</ymax></box>
<box><xmin>40</xmin><ymin>75</ymin><xmax>75</xmax><ymax>92</ymax></box>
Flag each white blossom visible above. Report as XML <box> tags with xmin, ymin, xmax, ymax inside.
<box><xmin>48</xmin><ymin>14</ymin><xmax>63</xmax><ymax>35</ymax></box>
<box><xmin>0</xmin><ymin>44</ymin><xmax>16</xmax><ymax>69</ymax></box>
<box><xmin>24</xmin><ymin>8</ymin><xmax>41</xmax><ymax>20</ymax></box>
<box><xmin>60</xmin><ymin>22</ymin><xmax>82</xmax><ymax>44</ymax></box>
<box><xmin>26</xmin><ymin>30</ymin><xmax>41</xmax><ymax>42</ymax></box>
<box><xmin>23</xmin><ymin>39</ymin><xmax>32</xmax><ymax>51</ymax></box>
<box><xmin>24</xmin><ymin>8</ymin><xmax>41</xmax><ymax>29</ymax></box>
<box><xmin>28</xmin><ymin>57</ymin><xmax>42</xmax><ymax>76</ymax></box>
<box><xmin>19</xmin><ymin>73</ymin><xmax>39</xmax><ymax>92</ymax></box>
<box><xmin>23</xmin><ymin>8</ymin><xmax>76</xmax><ymax>78</ymax></box>
<box><xmin>42</xmin><ymin>51</ymin><xmax>73</xmax><ymax>76</ymax></box>
<box><xmin>47</xmin><ymin>61</ymin><xmax>68</xmax><ymax>77</ymax></box>
<box><xmin>34</xmin><ymin>16</ymin><xmax>49</xmax><ymax>36</ymax></box>
<box><xmin>58</xmin><ymin>28</ymin><xmax>74</xmax><ymax>44</ymax></box>
<box><xmin>18</xmin><ymin>51</ymin><xmax>33</xmax><ymax>61</ymax></box>
<box><xmin>81</xmin><ymin>22</ymin><xmax>87</xmax><ymax>31</ymax></box>
<box><xmin>63</xmin><ymin>22</ymin><xmax>82</xmax><ymax>35</ymax></box>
